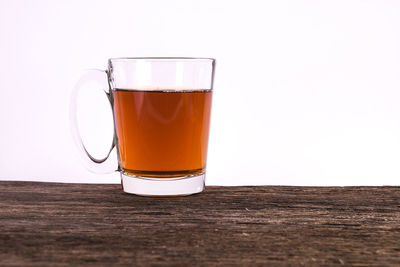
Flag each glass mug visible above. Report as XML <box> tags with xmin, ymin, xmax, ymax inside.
<box><xmin>70</xmin><ymin>58</ymin><xmax>215</xmax><ymax>196</ymax></box>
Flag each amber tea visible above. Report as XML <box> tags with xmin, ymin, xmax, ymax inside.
<box><xmin>112</xmin><ymin>89</ymin><xmax>213</xmax><ymax>178</ymax></box>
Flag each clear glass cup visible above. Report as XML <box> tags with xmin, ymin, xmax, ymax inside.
<box><xmin>70</xmin><ymin>58</ymin><xmax>215</xmax><ymax>196</ymax></box>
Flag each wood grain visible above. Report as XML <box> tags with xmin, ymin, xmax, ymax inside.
<box><xmin>0</xmin><ymin>182</ymin><xmax>399</xmax><ymax>266</ymax></box>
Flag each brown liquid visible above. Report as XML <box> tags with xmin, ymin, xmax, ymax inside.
<box><xmin>112</xmin><ymin>89</ymin><xmax>212</xmax><ymax>178</ymax></box>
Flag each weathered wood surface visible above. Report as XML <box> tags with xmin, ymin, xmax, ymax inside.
<box><xmin>0</xmin><ymin>182</ymin><xmax>399</xmax><ymax>266</ymax></box>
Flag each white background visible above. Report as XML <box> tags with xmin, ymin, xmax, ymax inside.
<box><xmin>1</xmin><ymin>0</ymin><xmax>400</xmax><ymax>185</ymax></box>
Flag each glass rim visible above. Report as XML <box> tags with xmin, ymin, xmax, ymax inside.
<box><xmin>109</xmin><ymin>57</ymin><xmax>215</xmax><ymax>63</ymax></box>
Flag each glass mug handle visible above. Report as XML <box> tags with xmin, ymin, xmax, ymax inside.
<box><xmin>69</xmin><ymin>69</ymin><xmax>117</xmax><ymax>174</ymax></box>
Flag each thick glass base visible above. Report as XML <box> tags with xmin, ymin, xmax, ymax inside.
<box><xmin>121</xmin><ymin>172</ymin><xmax>205</xmax><ymax>196</ymax></box>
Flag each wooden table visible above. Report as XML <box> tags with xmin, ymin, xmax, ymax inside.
<box><xmin>0</xmin><ymin>182</ymin><xmax>399</xmax><ymax>266</ymax></box>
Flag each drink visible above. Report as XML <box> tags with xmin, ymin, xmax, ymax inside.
<box><xmin>112</xmin><ymin>89</ymin><xmax>213</xmax><ymax>178</ymax></box>
<box><xmin>72</xmin><ymin>57</ymin><xmax>215</xmax><ymax>195</ymax></box>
